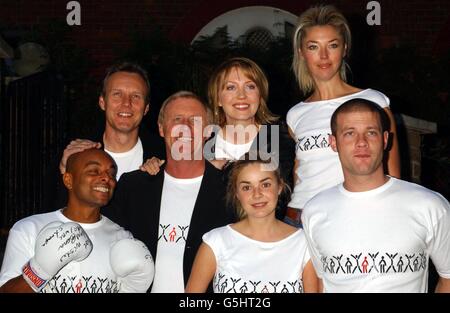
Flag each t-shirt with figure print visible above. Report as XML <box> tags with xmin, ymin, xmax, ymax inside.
<box><xmin>151</xmin><ymin>171</ymin><xmax>203</xmax><ymax>293</ymax></box>
<box><xmin>302</xmin><ymin>177</ymin><xmax>450</xmax><ymax>292</ymax></box>
<box><xmin>286</xmin><ymin>88</ymin><xmax>390</xmax><ymax>209</ymax></box>
<box><xmin>203</xmin><ymin>225</ymin><xmax>310</xmax><ymax>293</ymax></box>
<box><xmin>0</xmin><ymin>209</ymin><xmax>132</xmax><ymax>293</ymax></box>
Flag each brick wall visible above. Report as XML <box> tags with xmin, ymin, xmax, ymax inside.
<box><xmin>0</xmin><ymin>0</ymin><xmax>448</xmax><ymax>77</ymax></box>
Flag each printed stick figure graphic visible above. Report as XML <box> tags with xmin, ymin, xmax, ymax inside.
<box><xmin>312</xmin><ymin>135</ymin><xmax>321</xmax><ymax>148</ymax></box>
<box><xmin>215</xmin><ymin>273</ymin><xmax>225</xmax><ymax>291</ymax></box>
<box><xmin>75</xmin><ymin>279</ymin><xmax>83</xmax><ymax>293</ymax></box>
<box><xmin>98</xmin><ymin>278</ymin><xmax>107</xmax><ymax>293</ymax></box>
<box><xmin>269</xmin><ymin>281</ymin><xmax>280</xmax><ymax>293</ymax></box>
<box><xmin>220</xmin><ymin>279</ymin><xmax>228</xmax><ymax>293</ymax></box>
<box><xmin>345</xmin><ymin>257</ymin><xmax>352</xmax><ymax>274</ymax></box>
<box><xmin>176</xmin><ymin>225</ymin><xmax>189</xmax><ymax>243</ymax></box>
<box><xmin>333</xmin><ymin>255</ymin><xmax>345</xmax><ymax>274</ymax></box>
<box><xmin>413</xmin><ymin>257</ymin><xmax>419</xmax><ymax>272</ymax></box>
<box><xmin>82</xmin><ymin>276</ymin><xmax>92</xmax><ymax>293</ymax></box>
<box><xmin>105</xmin><ymin>281</ymin><xmax>112</xmax><ymax>293</ymax></box>
<box><xmin>281</xmin><ymin>284</ymin><xmax>289</xmax><ymax>293</ymax></box>
<box><xmin>351</xmin><ymin>253</ymin><xmax>363</xmax><ymax>273</ymax></box>
<box><xmin>261</xmin><ymin>285</ymin><xmax>269</xmax><ymax>293</ymax></box>
<box><xmin>240</xmin><ymin>282</ymin><xmax>248</xmax><ymax>293</ymax></box>
<box><xmin>110</xmin><ymin>280</ymin><xmax>118</xmax><ymax>293</ymax></box>
<box><xmin>51</xmin><ymin>274</ymin><xmax>61</xmax><ymax>292</ymax></box>
<box><xmin>68</xmin><ymin>275</ymin><xmax>77</xmax><ymax>293</ymax></box>
<box><xmin>303</xmin><ymin>138</ymin><xmax>311</xmax><ymax>150</ymax></box>
<box><xmin>90</xmin><ymin>280</ymin><xmax>98</xmax><ymax>293</ymax></box>
<box><xmin>368</xmin><ymin>252</ymin><xmax>380</xmax><ymax>273</ymax></box>
<box><xmin>298</xmin><ymin>279</ymin><xmax>304</xmax><ymax>293</ymax></box>
<box><xmin>250</xmin><ymin>281</ymin><xmax>260</xmax><ymax>293</ymax></box>
<box><xmin>227</xmin><ymin>277</ymin><xmax>241</xmax><ymax>293</ymax></box>
<box><xmin>379</xmin><ymin>256</ymin><xmax>387</xmax><ymax>273</ymax></box>
<box><xmin>405</xmin><ymin>254</ymin><xmax>415</xmax><ymax>272</ymax></box>
<box><xmin>296</xmin><ymin>137</ymin><xmax>306</xmax><ymax>152</ymax></box>
<box><xmin>321</xmin><ymin>136</ymin><xmax>329</xmax><ymax>148</ymax></box>
<box><xmin>397</xmin><ymin>256</ymin><xmax>404</xmax><ymax>273</ymax></box>
<box><xmin>385</xmin><ymin>253</ymin><xmax>398</xmax><ymax>273</ymax></box>
<box><xmin>362</xmin><ymin>256</ymin><xmax>369</xmax><ymax>273</ymax></box>
<box><xmin>329</xmin><ymin>259</ymin><xmax>336</xmax><ymax>274</ymax></box>
<box><xmin>60</xmin><ymin>278</ymin><xmax>68</xmax><ymax>293</ymax></box>
<box><xmin>159</xmin><ymin>224</ymin><xmax>170</xmax><ymax>241</ymax></box>
<box><xmin>321</xmin><ymin>256</ymin><xmax>329</xmax><ymax>273</ymax></box>
<box><xmin>288</xmin><ymin>280</ymin><xmax>298</xmax><ymax>293</ymax></box>
<box><xmin>169</xmin><ymin>227</ymin><xmax>177</xmax><ymax>242</ymax></box>
<box><xmin>419</xmin><ymin>252</ymin><xmax>426</xmax><ymax>270</ymax></box>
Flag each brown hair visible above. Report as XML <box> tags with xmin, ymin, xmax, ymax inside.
<box><xmin>330</xmin><ymin>98</ymin><xmax>389</xmax><ymax>135</ymax></box>
<box><xmin>226</xmin><ymin>153</ymin><xmax>290</xmax><ymax>220</ymax></box>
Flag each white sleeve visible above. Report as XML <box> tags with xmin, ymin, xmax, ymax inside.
<box><xmin>364</xmin><ymin>89</ymin><xmax>390</xmax><ymax>108</ymax></box>
<box><xmin>299</xmin><ymin>231</ymin><xmax>311</xmax><ymax>270</ymax></box>
<box><xmin>0</xmin><ymin>228</ymin><xmax>34</xmax><ymax>287</ymax></box>
<box><xmin>301</xmin><ymin>213</ymin><xmax>324</xmax><ymax>279</ymax></box>
<box><xmin>427</xmin><ymin>194</ymin><xmax>450</xmax><ymax>278</ymax></box>
<box><xmin>202</xmin><ymin>228</ymin><xmax>223</xmax><ymax>265</ymax></box>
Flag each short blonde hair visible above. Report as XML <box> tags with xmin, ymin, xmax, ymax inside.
<box><xmin>158</xmin><ymin>90</ymin><xmax>211</xmax><ymax>125</ymax></box>
<box><xmin>292</xmin><ymin>5</ymin><xmax>352</xmax><ymax>94</ymax></box>
<box><xmin>208</xmin><ymin>57</ymin><xmax>278</xmax><ymax>127</ymax></box>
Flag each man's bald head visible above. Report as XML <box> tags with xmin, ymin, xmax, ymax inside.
<box><xmin>66</xmin><ymin>149</ymin><xmax>116</xmax><ymax>175</ymax></box>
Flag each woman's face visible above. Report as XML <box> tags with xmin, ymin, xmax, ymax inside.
<box><xmin>218</xmin><ymin>67</ymin><xmax>260</xmax><ymax>126</ymax></box>
<box><xmin>235</xmin><ymin>163</ymin><xmax>281</xmax><ymax>219</ymax></box>
<box><xmin>300</xmin><ymin>25</ymin><xmax>347</xmax><ymax>84</ymax></box>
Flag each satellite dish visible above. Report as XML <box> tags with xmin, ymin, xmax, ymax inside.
<box><xmin>13</xmin><ymin>42</ymin><xmax>50</xmax><ymax>77</ymax></box>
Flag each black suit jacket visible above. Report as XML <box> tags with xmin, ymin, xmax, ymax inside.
<box><xmin>104</xmin><ymin>161</ymin><xmax>235</xmax><ymax>292</ymax></box>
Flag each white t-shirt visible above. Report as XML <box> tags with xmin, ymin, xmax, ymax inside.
<box><xmin>104</xmin><ymin>138</ymin><xmax>143</xmax><ymax>181</ymax></box>
<box><xmin>204</xmin><ymin>225</ymin><xmax>310</xmax><ymax>293</ymax></box>
<box><xmin>286</xmin><ymin>89</ymin><xmax>390</xmax><ymax>208</ymax></box>
<box><xmin>0</xmin><ymin>209</ymin><xmax>132</xmax><ymax>293</ymax></box>
<box><xmin>151</xmin><ymin>171</ymin><xmax>203</xmax><ymax>293</ymax></box>
<box><xmin>214</xmin><ymin>131</ymin><xmax>254</xmax><ymax>160</ymax></box>
<box><xmin>302</xmin><ymin>177</ymin><xmax>450</xmax><ymax>293</ymax></box>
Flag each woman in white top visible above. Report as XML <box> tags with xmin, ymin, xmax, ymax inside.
<box><xmin>185</xmin><ymin>154</ymin><xmax>318</xmax><ymax>293</ymax></box>
<box><xmin>284</xmin><ymin>4</ymin><xmax>401</xmax><ymax>227</ymax></box>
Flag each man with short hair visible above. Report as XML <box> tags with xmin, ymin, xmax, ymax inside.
<box><xmin>106</xmin><ymin>91</ymin><xmax>235</xmax><ymax>293</ymax></box>
<box><xmin>302</xmin><ymin>98</ymin><xmax>450</xmax><ymax>292</ymax></box>
<box><xmin>59</xmin><ymin>61</ymin><xmax>164</xmax><ymax>181</ymax></box>
<box><xmin>0</xmin><ymin>149</ymin><xmax>154</xmax><ymax>293</ymax></box>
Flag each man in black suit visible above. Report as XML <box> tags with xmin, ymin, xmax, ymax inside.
<box><xmin>105</xmin><ymin>91</ymin><xmax>235</xmax><ymax>293</ymax></box>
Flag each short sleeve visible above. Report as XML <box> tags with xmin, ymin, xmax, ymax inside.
<box><xmin>0</xmin><ymin>228</ymin><xmax>34</xmax><ymax>286</ymax></box>
<box><xmin>427</xmin><ymin>194</ymin><xmax>450</xmax><ymax>278</ymax></box>
<box><xmin>202</xmin><ymin>227</ymin><xmax>226</xmax><ymax>265</ymax></box>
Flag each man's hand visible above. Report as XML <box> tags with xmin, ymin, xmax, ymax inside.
<box><xmin>139</xmin><ymin>157</ymin><xmax>165</xmax><ymax>175</ymax></box>
<box><xmin>59</xmin><ymin>139</ymin><xmax>101</xmax><ymax>174</ymax></box>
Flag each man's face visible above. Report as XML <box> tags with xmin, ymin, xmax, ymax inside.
<box><xmin>158</xmin><ymin>97</ymin><xmax>208</xmax><ymax>161</ymax></box>
<box><xmin>330</xmin><ymin>110</ymin><xmax>388</xmax><ymax>178</ymax></box>
<box><xmin>99</xmin><ymin>71</ymin><xmax>149</xmax><ymax>134</ymax></box>
<box><xmin>65</xmin><ymin>150</ymin><xmax>117</xmax><ymax>208</ymax></box>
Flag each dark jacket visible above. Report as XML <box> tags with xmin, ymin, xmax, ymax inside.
<box><xmin>104</xmin><ymin>161</ymin><xmax>235</xmax><ymax>292</ymax></box>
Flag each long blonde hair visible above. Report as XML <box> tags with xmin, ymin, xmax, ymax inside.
<box><xmin>292</xmin><ymin>5</ymin><xmax>352</xmax><ymax>94</ymax></box>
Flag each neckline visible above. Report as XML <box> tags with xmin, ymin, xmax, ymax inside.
<box><xmin>303</xmin><ymin>88</ymin><xmax>369</xmax><ymax>104</ymax></box>
<box><xmin>227</xmin><ymin>224</ymin><xmax>300</xmax><ymax>246</ymax></box>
